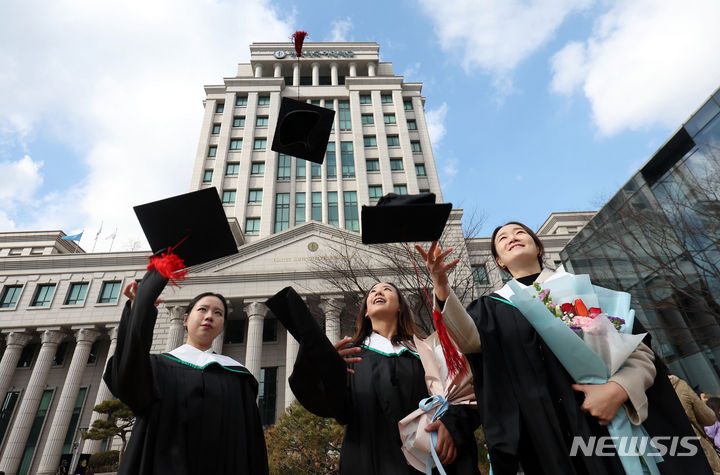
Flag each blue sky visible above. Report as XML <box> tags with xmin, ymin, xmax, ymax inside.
<box><xmin>1</xmin><ymin>0</ymin><xmax>719</xmax><ymax>251</ymax></box>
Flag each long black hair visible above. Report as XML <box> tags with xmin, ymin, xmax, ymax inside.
<box><xmin>351</xmin><ymin>282</ymin><xmax>424</xmax><ymax>346</ymax></box>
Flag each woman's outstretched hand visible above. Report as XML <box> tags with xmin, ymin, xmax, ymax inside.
<box><xmin>123</xmin><ymin>282</ymin><xmax>164</xmax><ymax>309</ymax></box>
<box><xmin>335</xmin><ymin>336</ymin><xmax>362</xmax><ymax>374</ymax></box>
<box><xmin>415</xmin><ymin>241</ymin><xmax>460</xmax><ymax>301</ymax></box>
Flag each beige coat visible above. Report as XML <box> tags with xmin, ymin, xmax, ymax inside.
<box><xmin>669</xmin><ymin>375</ymin><xmax>720</xmax><ymax>474</ymax></box>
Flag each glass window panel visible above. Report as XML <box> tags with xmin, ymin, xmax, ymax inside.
<box><xmin>251</xmin><ymin>162</ymin><xmax>265</xmax><ymax>175</ymax></box>
<box><xmin>235</xmin><ymin>96</ymin><xmax>248</xmax><ymax>106</ymax></box>
<box><xmin>202</xmin><ymin>170</ymin><xmax>213</xmax><ymax>183</ymax></box>
<box><xmin>31</xmin><ymin>284</ymin><xmax>56</xmax><ymax>307</ymax></box>
<box><xmin>390</xmin><ymin>159</ymin><xmax>404</xmax><ymax>171</ymax></box>
<box><xmin>0</xmin><ymin>285</ymin><xmax>22</xmax><ymax>308</ymax></box>
<box><xmin>366</xmin><ymin>159</ymin><xmax>380</xmax><ymax>172</ymax></box>
<box><xmin>328</xmin><ymin>192</ymin><xmax>339</xmax><ymax>226</ymax></box>
<box><xmin>225</xmin><ymin>162</ymin><xmax>239</xmax><ymax>176</ymax></box>
<box><xmin>368</xmin><ymin>185</ymin><xmax>383</xmax><ymax>200</ymax></box>
<box><xmin>341</xmin><ymin>142</ymin><xmax>355</xmax><ymax>178</ymax></box>
<box><xmin>295</xmin><ymin>193</ymin><xmax>306</xmax><ymax>225</ymax></box>
<box><xmin>274</xmin><ymin>193</ymin><xmax>290</xmax><ymax>233</ymax></box>
<box><xmin>311</xmin><ymin>192</ymin><xmax>322</xmax><ymax>221</ymax></box>
<box><xmin>245</xmin><ymin>218</ymin><xmax>260</xmax><ymax>234</ymax></box>
<box><xmin>230</xmin><ymin>139</ymin><xmax>242</xmax><ymax>150</ymax></box>
<box><xmin>222</xmin><ymin>190</ymin><xmax>236</xmax><ymax>204</ymax></box>
<box><xmin>98</xmin><ymin>281</ymin><xmax>121</xmax><ymax>303</ymax></box>
<box><xmin>248</xmin><ymin>189</ymin><xmax>263</xmax><ymax>203</ymax></box>
<box><xmin>343</xmin><ymin>191</ymin><xmax>359</xmax><ymax>231</ymax></box>
<box><xmin>65</xmin><ymin>283</ymin><xmax>88</xmax><ymax>305</ymax></box>
<box><xmin>277</xmin><ymin>154</ymin><xmax>291</xmax><ymax>180</ymax></box>
<box><xmin>233</xmin><ymin>116</ymin><xmax>245</xmax><ymax>127</ymax></box>
<box><xmin>326</xmin><ymin>143</ymin><xmax>336</xmax><ymax>178</ymax></box>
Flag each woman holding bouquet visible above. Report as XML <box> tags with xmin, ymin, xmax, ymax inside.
<box><xmin>266</xmin><ymin>283</ymin><xmax>480</xmax><ymax>475</ymax></box>
<box><xmin>418</xmin><ymin>221</ymin><xmax>712</xmax><ymax>474</ymax></box>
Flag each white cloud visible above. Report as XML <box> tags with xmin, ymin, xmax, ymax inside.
<box><xmin>417</xmin><ymin>0</ymin><xmax>592</xmax><ymax>74</ymax></box>
<box><xmin>426</xmin><ymin>102</ymin><xmax>449</xmax><ymax>147</ymax></box>
<box><xmin>0</xmin><ymin>156</ymin><xmax>43</xmax><ymax>203</ymax></box>
<box><xmin>0</xmin><ymin>0</ymin><xmax>292</xmax><ymax>250</ymax></box>
<box><xmin>550</xmin><ymin>0</ymin><xmax>720</xmax><ymax>136</ymax></box>
<box><xmin>402</xmin><ymin>62</ymin><xmax>421</xmax><ymax>81</ymax></box>
<box><xmin>326</xmin><ymin>18</ymin><xmax>353</xmax><ymax>42</ymax></box>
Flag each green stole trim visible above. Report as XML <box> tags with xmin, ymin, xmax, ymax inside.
<box><xmin>489</xmin><ymin>295</ymin><xmax>517</xmax><ymax>308</ymax></box>
<box><xmin>161</xmin><ymin>353</ymin><xmax>250</xmax><ymax>375</ymax></box>
<box><xmin>360</xmin><ymin>344</ymin><xmax>421</xmax><ymax>360</ymax></box>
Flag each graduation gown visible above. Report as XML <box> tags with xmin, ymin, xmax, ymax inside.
<box><xmin>291</xmin><ymin>332</ymin><xmax>481</xmax><ymax>475</ymax></box>
<box><xmin>103</xmin><ymin>269</ymin><xmax>268</xmax><ymax>475</ymax></box>
<box><xmin>462</xmin><ymin>283</ymin><xmax>712</xmax><ymax>475</ymax></box>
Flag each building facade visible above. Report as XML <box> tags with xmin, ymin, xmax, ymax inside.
<box><xmin>561</xmin><ymin>87</ymin><xmax>720</xmax><ymax>394</ymax></box>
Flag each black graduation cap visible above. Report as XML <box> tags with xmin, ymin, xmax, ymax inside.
<box><xmin>133</xmin><ymin>187</ymin><xmax>239</xmax><ymax>268</ymax></box>
<box><xmin>361</xmin><ymin>192</ymin><xmax>452</xmax><ymax>244</ymax></box>
<box><xmin>271</xmin><ymin>97</ymin><xmax>335</xmax><ymax>164</ymax></box>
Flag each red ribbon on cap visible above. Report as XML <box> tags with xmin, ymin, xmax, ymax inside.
<box><xmin>291</xmin><ymin>31</ymin><xmax>308</xmax><ymax>57</ymax></box>
<box><xmin>147</xmin><ymin>236</ymin><xmax>189</xmax><ymax>287</ymax></box>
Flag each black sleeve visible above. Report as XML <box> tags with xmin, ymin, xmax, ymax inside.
<box><xmin>440</xmin><ymin>403</ymin><xmax>481</xmax><ymax>448</ymax></box>
<box><xmin>103</xmin><ymin>269</ymin><xmax>168</xmax><ymax>414</ymax></box>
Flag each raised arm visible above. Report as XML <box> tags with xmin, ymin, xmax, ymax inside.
<box><xmin>103</xmin><ymin>269</ymin><xmax>167</xmax><ymax>414</ymax></box>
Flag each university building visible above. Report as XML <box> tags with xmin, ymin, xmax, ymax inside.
<box><xmin>0</xmin><ymin>41</ymin><xmax>589</xmax><ymax>474</ymax></box>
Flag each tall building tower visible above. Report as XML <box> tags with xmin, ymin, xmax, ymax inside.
<box><xmin>189</xmin><ymin>42</ymin><xmax>443</xmax><ymax>240</ymax></box>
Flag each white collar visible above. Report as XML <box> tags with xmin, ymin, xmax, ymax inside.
<box><xmin>362</xmin><ymin>332</ymin><xmax>417</xmax><ymax>356</ymax></box>
<box><xmin>495</xmin><ymin>265</ymin><xmax>570</xmax><ymax>299</ymax></box>
<box><xmin>168</xmin><ymin>344</ymin><xmax>245</xmax><ymax>369</ymax></box>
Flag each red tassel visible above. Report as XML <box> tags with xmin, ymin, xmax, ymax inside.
<box><xmin>291</xmin><ymin>30</ymin><xmax>308</xmax><ymax>57</ymax></box>
<box><xmin>147</xmin><ymin>248</ymin><xmax>188</xmax><ymax>288</ymax></box>
<box><xmin>433</xmin><ymin>309</ymin><xmax>466</xmax><ymax>378</ymax></box>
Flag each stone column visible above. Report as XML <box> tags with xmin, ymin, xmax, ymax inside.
<box><xmin>0</xmin><ymin>329</ymin><xmax>66</xmax><ymax>475</ymax></box>
<box><xmin>244</xmin><ymin>302</ymin><xmax>267</xmax><ymax>380</ymax></box>
<box><xmin>0</xmin><ymin>332</ymin><xmax>33</xmax><ymax>404</ymax></box>
<box><xmin>165</xmin><ymin>305</ymin><xmax>186</xmax><ymax>352</ymax></box>
<box><xmin>254</xmin><ymin>63</ymin><xmax>263</xmax><ymax>78</ymax></box>
<box><xmin>82</xmin><ymin>327</ymin><xmax>118</xmax><ymax>454</ymax></box>
<box><xmin>368</xmin><ymin>62</ymin><xmax>376</xmax><ymax>77</ymax></box>
<box><xmin>320</xmin><ymin>297</ymin><xmax>343</xmax><ymax>344</ymax></box>
<box><xmin>292</xmin><ymin>63</ymin><xmax>299</xmax><ymax>86</ymax></box>
<box><xmin>311</xmin><ymin>62</ymin><xmax>319</xmax><ymax>86</ymax></box>
<box><xmin>211</xmin><ymin>329</ymin><xmax>224</xmax><ymax>354</ymax></box>
<box><xmin>349</xmin><ymin>62</ymin><xmax>357</xmax><ymax>77</ymax></box>
<box><xmin>284</xmin><ymin>331</ymin><xmax>299</xmax><ymax>409</ymax></box>
<box><xmin>37</xmin><ymin>329</ymin><xmax>102</xmax><ymax>474</ymax></box>
<box><xmin>330</xmin><ymin>62</ymin><xmax>338</xmax><ymax>85</ymax></box>
<box><xmin>273</xmin><ymin>62</ymin><xmax>282</xmax><ymax>78</ymax></box>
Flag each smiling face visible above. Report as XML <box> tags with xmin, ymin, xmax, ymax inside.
<box><xmin>366</xmin><ymin>282</ymin><xmax>401</xmax><ymax>319</ymax></box>
<box><xmin>493</xmin><ymin>224</ymin><xmax>541</xmax><ymax>273</ymax></box>
<box><xmin>184</xmin><ymin>295</ymin><xmax>225</xmax><ymax>351</ymax></box>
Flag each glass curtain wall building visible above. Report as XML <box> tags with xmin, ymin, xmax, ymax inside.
<box><xmin>561</xmin><ymin>88</ymin><xmax>720</xmax><ymax>393</ymax></box>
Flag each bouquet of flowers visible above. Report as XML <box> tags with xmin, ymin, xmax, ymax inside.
<box><xmin>398</xmin><ymin>332</ymin><xmax>475</xmax><ymax>474</ymax></box>
<box><xmin>506</xmin><ymin>271</ymin><xmax>661</xmax><ymax>475</ymax></box>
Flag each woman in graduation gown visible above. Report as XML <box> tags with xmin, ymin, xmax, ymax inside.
<box><xmin>103</xmin><ymin>269</ymin><xmax>269</xmax><ymax>475</ymax></box>
<box><xmin>266</xmin><ymin>283</ymin><xmax>481</xmax><ymax>475</ymax></box>
<box><xmin>418</xmin><ymin>221</ymin><xmax>712</xmax><ymax>475</ymax></box>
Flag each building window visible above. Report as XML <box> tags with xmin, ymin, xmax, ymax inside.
<box><xmin>277</xmin><ymin>154</ymin><xmax>291</xmax><ymax>180</ymax></box>
<box><xmin>224</xmin><ymin>319</ymin><xmax>245</xmax><ymax>344</ymax></box>
<box><xmin>0</xmin><ymin>285</ymin><xmax>23</xmax><ymax>309</ymax></box>
<box><xmin>251</xmin><ymin>162</ymin><xmax>265</xmax><ymax>175</ymax></box>
<box><xmin>31</xmin><ymin>284</ymin><xmax>56</xmax><ymax>307</ymax></box>
<box><xmin>366</xmin><ymin>159</ymin><xmax>380</xmax><ymax>172</ymax></box>
<box><xmin>202</xmin><ymin>170</ymin><xmax>213</xmax><ymax>183</ymax></box>
<box><xmin>359</xmin><ymin>94</ymin><xmax>371</xmax><ymax>104</ymax></box>
<box><xmin>258</xmin><ymin>95</ymin><xmax>270</xmax><ymax>106</ymax></box>
<box><xmin>419</xmin><ymin>188</ymin><xmax>430</xmax><ymax>194</ymax></box>
<box><xmin>222</xmin><ymin>190</ymin><xmax>236</xmax><ymax>205</ymax></box>
<box><xmin>327</xmin><ymin>192</ymin><xmax>339</xmax><ymax>226</ymax></box>
<box><xmin>311</xmin><ymin>192</ymin><xmax>322</xmax><ymax>221</ymax></box>
<box><xmin>381</xmin><ymin>93</ymin><xmax>392</xmax><ymax>104</ymax></box>
<box><xmin>368</xmin><ymin>185</ymin><xmax>383</xmax><ymax>200</ymax></box>
<box><xmin>274</xmin><ymin>193</ymin><xmax>290</xmax><ymax>233</ymax></box>
<box><xmin>339</xmin><ymin>100</ymin><xmax>351</xmax><ymax>130</ymax></box>
<box><xmin>230</xmin><ymin>139</ymin><xmax>242</xmax><ymax>150</ymax></box>
<box><xmin>233</xmin><ymin>116</ymin><xmax>245</xmax><ymax>127</ymax></box>
<box><xmin>258</xmin><ymin>367</ymin><xmax>278</xmax><ymax>426</ymax></box>
<box><xmin>326</xmin><ymin>143</ymin><xmax>336</xmax><ymax>178</ymax></box>
<box><xmin>341</xmin><ymin>142</ymin><xmax>355</xmax><ymax>178</ymax></box>
<box><xmin>17</xmin><ymin>389</ymin><xmax>54</xmax><ymax>475</ymax></box>
<box><xmin>253</xmin><ymin>139</ymin><xmax>267</xmax><ymax>150</ymax></box>
<box><xmin>311</xmin><ymin>162</ymin><xmax>322</xmax><ymax>179</ymax></box>
<box><xmin>361</xmin><ymin>114</ymin><xmax>374</xmax><ymax>125</ymax></box>
<box><xmin>407</xmin><ymin>119</ymin><xmax>417</xmax><ymax>130</ymax></box>
<box><xmin>87</xmin><ymin>342</ymin><xmax>98</xmax><ymax>364</ymax></box>
<box><xmin>256</xmin><ymin>116</ymin><xmax>269</xmax><ymax>127</ymax></box>
<box><xmin>216</xmin><ymin>103</ymin><xmax>224</xmax><ymax>113</ymax></box>
<box><xmin>344</xmin><ymin>191</ymin><xmax>359</xmax><ymax>231</ymax></box>
<box><xmin>263</xmin><ymin>318</ymin><xmax>278</xmax><ymax>342</ymax></box>
<box><xmin>17</xmin><ymin>344</ymin><xmax>36</xmax><ymax>368</ymax></box>
<box><xmin>363</xmin><ymin>136</ymin><xmax>377</xmax><ymax>148</ymax></box>
<box><xmin>411</xmin><ymin>141</ymin><xmax>422</xmax><ymax>152</ymax></box>
<box><xmin>294</xmin><ymin>158</ymin><xmax>306</xmax><ymax>179</ymax></box>
<box><xmin>245</xmin><ymin>218</ymin><xmax>260</xmax><ymax>235</ymax></box>
<box><xmin>415</xmin><ymin>164</ymin><xmax>427</xmax><ymax>176</ymax></box>
<box><xmin>236</xmin><ymin>96</ymin><xmax>248</xmax><ymax>106</ymax></box>
<box><xmin>387</xmin><ymin>135</ymin><xmax>400</xmax><ymax>147</ymax></box>
<box><xmin>208</xmin><ymin>146</ymin><xmax>217</xmax><ymax>157</ymax></box>
<box><xmin>404</xmin><ymin>99</ymin><xmax>413</xmax><ymax>110</ymax></box>
<box><xmin>65</xmin><ymin>283</ymin><xmax>88</xmax><ymax>305</ymax></box>
<box><xmin>310</xmin><ymin>99</ymin><xmax>321</xmax><ymax>106</ymax></box>
<box><xmin>393</xmin><ymin>184</ymin><xmax>408</xmax><ymax>195</ymax></box>
<box><xmin>295</xmin><ymin>192</ymin><xmax>306</xmax><ymax>225</ymax></box>
<box><xmin>52</xmin><ymin>342</ymin><xmax>68</xmax><ymax>367</ymax></box>
<box><xmin>383</xmin><ymin>114</ymin><xmax>396</xmax><ymax>124</ymax></box>
<box><xmin>390</xmin><ymin>159</ymin><xmax>404</xmax><ymax>171</ymax></box>
<box><xmin>0</xmin><ymin>391</ymin><xmax>20</xmax><ymax>446</ymax></box>
<box><xmin>248</xmin><ymin>189</ymin><xmax>263</xmax><ymax>204</ymax></box>
<box><xmin>472</xmin><ymin>265</ymin><xmax>489</xmax><ymax>285</ymax></box>
<box><xmin>61</xmin><ymin>387</ymin><xmax>87</xmax><ymax>454</ymax></box>
<box><xmin>98</xmin><ymin>281</ymin><xmax>121</xmax><ymax>304</ymax></box>
<box><xmin>225</xmin><ymin>162</ymin><xmax>239</xmax><ymax>176</ymax></box>
<box><xmin>211</xmin><ymin>123</ymin><xmax>221</xmax><ymax>134</ymax></box>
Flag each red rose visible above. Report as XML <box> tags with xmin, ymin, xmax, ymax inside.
<box><xmin>588</xmin><ymin>307</ymin><xmax>602</xmax><ymax>318</ymax></box>
<box><xmin>560</xmin><ymin>303</ymin><xmax>575</xmax><ymax>314</ymax></box>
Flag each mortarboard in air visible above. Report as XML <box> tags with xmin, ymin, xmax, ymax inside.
<box><xmin>133</xmin><ymin>187</ymin><xmax>239</xmax><ymax>280</ymax></box>
<box><xmin>271</xmin><ymin>97</ymin><xmax>335</xmax><ymax>164</ymax></box>
<box><xmin>361</xmin><ymin>192</ymin><xmax>452</xmax><ymax>244</ymax></box>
